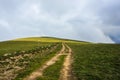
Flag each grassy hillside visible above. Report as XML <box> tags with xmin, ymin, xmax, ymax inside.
<box><xmin>0</xmin><ymin>38</ymin><xmax>62</xmax><ymax>80</ymax></box>
<box><xmin>12</xmin><ymin>37</ymin><xmax>88</xmax><ymax>43</ymax></box>
<box><xmin>0</xmin><ymin>36</ymin><xmax>87</xmax><ymax>56</ymax></box>
<box><xmin>69</xmin><ymin>43</ymin><xmax>120</xmax><ymax>80</ymax></box>
<box><xmin>0</xmin><ymin>37</ymin><xmax>120</xmax><ymax>80</ymax></box>
<box><xmin>0</xmin><ymin>41</ymin><xmax>52</xmax><ymax>56</ymax></box>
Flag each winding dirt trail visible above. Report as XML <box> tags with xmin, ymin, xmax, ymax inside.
<box><xmin>59</xmin><ymin>44</ymin><xmax>73</xmax><ymax>80</ymax></box>
<box><xmin>24</xmin><ymin>44</ymin><xmax>66</xmax><ymax>80</ymax></box>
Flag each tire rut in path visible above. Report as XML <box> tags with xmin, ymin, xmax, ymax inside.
<box><xmin>59</xmin><ymin>44</ymin><xmax>73</xmax><ymax>80</ymax></box>
<box><xmin>24</xmin><ymin>44</ymin><xmax>66</xmax><ymax>80</ymax></box>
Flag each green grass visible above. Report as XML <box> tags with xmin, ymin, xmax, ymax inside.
<box><xmin>1</xmin><ymin>37</ymin><xmax>120</xmax><ymax>80</ymax></box>
<box><xmin>0</xmin><ymin>39</ymin><xmax>61</xmax><ymax>80</ymax></box>
<box><xmin>13</xmin><ymin>37</ymin><xmax>88</xmax><ymax>43</ymax></box>
<box><xmin>69</xmin><ymin>43</ymin><xmax>120</xmax><ymax>80</ymax></box>
<box><xmin>0</xmin><ymin>41</ymin><xmax>52</xmax><ymax>56</ymax></box>
<box><xmin>37</xmin><ymin>55</ymin><xmax>66</xmax><ymax>80</ymax></box>
<box><xmin>14</xmin><ymin>44</ymin><xmax>62</xmax><ymax>80</ymax></box>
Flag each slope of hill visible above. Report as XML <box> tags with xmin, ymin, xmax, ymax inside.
<box><xmin>0</xmin><ymin>37</ymin><xmax>120</xmax><ymax>80</ymax></box>
<box><xmin>12</xmin><ymin>36</ymin><xmax>88</xmax><ymax>43</ymax></box>
<box><xmin>69</xmin><ymin>43</ymin><xmax>120</xmax><ymax>80</ymax></box>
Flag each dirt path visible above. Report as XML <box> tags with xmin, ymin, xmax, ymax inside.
<box><xmin>59</xmin><ymin>44</ymin><xmax>73</xmax><ymax>80</ymax></box>
<box><xmin>23</xmin><ymin>44</ymin><xmax>66</xmax><ymax>80</ymax></box>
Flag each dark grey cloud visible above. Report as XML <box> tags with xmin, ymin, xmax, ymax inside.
<box><xmin>0</xmin><ymin>0</ymin><xmax>120</xmax><ymax>43</ymax></box>
<box><xmin>97</xmin><ymin>0</ymin><xmax>120</xmax><ymax>26</ymax></box>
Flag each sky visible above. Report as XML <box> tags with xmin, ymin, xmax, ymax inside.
<box><xmin>0</xmin><ymin>0</ymin><xmax>120</xmax><ymax>43</ymax></box>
